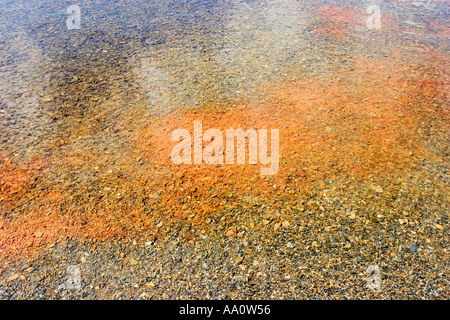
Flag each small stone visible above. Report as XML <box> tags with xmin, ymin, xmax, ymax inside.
<box><xmin>185</xmin><ymin>234</ymin><xmax>194</xmax><ymax>240</ymax></box>
<box><xmin>35</xmin><ymin>231</ymin><xmax>43</xmax><ymax>238</ymax></box>
<box><xmin>152</xmin><ymin>192</ymin><xmax>160</xmax><ymax>199</ymax></box>
<box><xmin>410</xmin><ymin>244</ymin><xmax>417</xmax><ymax>253</ymax></box>
<box><xmin>434</xmin><ymin>223</ymin><xmax>443</xmax><ymax>230</ymax></box>
<box><xmin>286</xmin><ymin>242</ymin><xmax>294</xmax><ymax>248</ymax></box>
<box><xmin>225</xmin><ymin>229</ymin><xmax>234</xmax><ymax>237</ymax></box>
<box><xmin>344</xmin><ymin>243</ymin><xmax>352</xmax><ymax>249</ymax></box>
<box><xmin>235</xmin><ymin>257</ymin><xmax>244</xmax><ymax>264</ymax></box>
<box><xmin>281</xmin><ymin>220</ymin><xmax>290</xmax><ymax>227</ymax></box>
<box><xmin>6</xmin><ymin>273</ymin><xmax>19</xmax><ymax>283</ymax></box>
<box><xmin>312</xmin><ymin>241</ymin><xmax>320</xmax><ymax>247</ymax></box>
<box><xmin>25</xmin><ymin>267</ymin><xmax>33</xmax><ymax>273</ymax></box>
<box><xmin>374</xmin><ymin>185</ymin><xmax>384</xmax><ymax>193</ymax></box>
<box><xmin>129</xmin><ymin>258</ymin><xmax>138</xmax><ymax>266</ymax></box>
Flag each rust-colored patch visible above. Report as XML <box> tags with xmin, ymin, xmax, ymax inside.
<box><xmin>0</xmin><ymin>54</ymin><xmax>447</xmax><ymax>261</ymax></box>
<box><xmin>132</xmin><ymin>56</ymin><xmax>446</xmax><ymax>218</ymax></box>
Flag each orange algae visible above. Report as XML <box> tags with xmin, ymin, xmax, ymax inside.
<box><xmin>0</xmin><ymin>56</ymin><xmax>448</xmax><ymax>260</ymax></box>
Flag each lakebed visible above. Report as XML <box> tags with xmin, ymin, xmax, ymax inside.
<box><xmin>0</xmin><ymin>0</ymin><xmax>448</xmax><ymax>299</ymax></box>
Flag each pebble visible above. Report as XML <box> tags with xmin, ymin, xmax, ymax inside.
<box><xmin>282</xmin><ymin>220</ymin><xmax>290</xmax><ymax>227</ymax></box>
<box><xmin>373</xmin><ymin>185</ymin><xmax>384</xmax><ymax>193</ymax></box>
<box><xmin>6</xmin><ymin>274</ymin><xmax>19</xmax><ymax>283</ymax></box>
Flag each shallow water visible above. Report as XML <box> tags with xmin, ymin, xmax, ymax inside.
<box><xmin>0</xmin><ymin>0</ymin><xmax>448</xmax><ymax>259</ymax></box>
<box><xmin>1</xmin><ymin>1</ymin><xmax>447</xmax><ymax>131</ymax></box>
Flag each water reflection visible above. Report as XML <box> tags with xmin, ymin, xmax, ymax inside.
<box><xmin>0</xmin><ymin>0</ymin><xmax>448</xmax><ymax>158</ymax></box>
<box><xmin>0</xmin><ymin>0</ymin><xmax>449</xmax><ymax>275</ymax></box>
